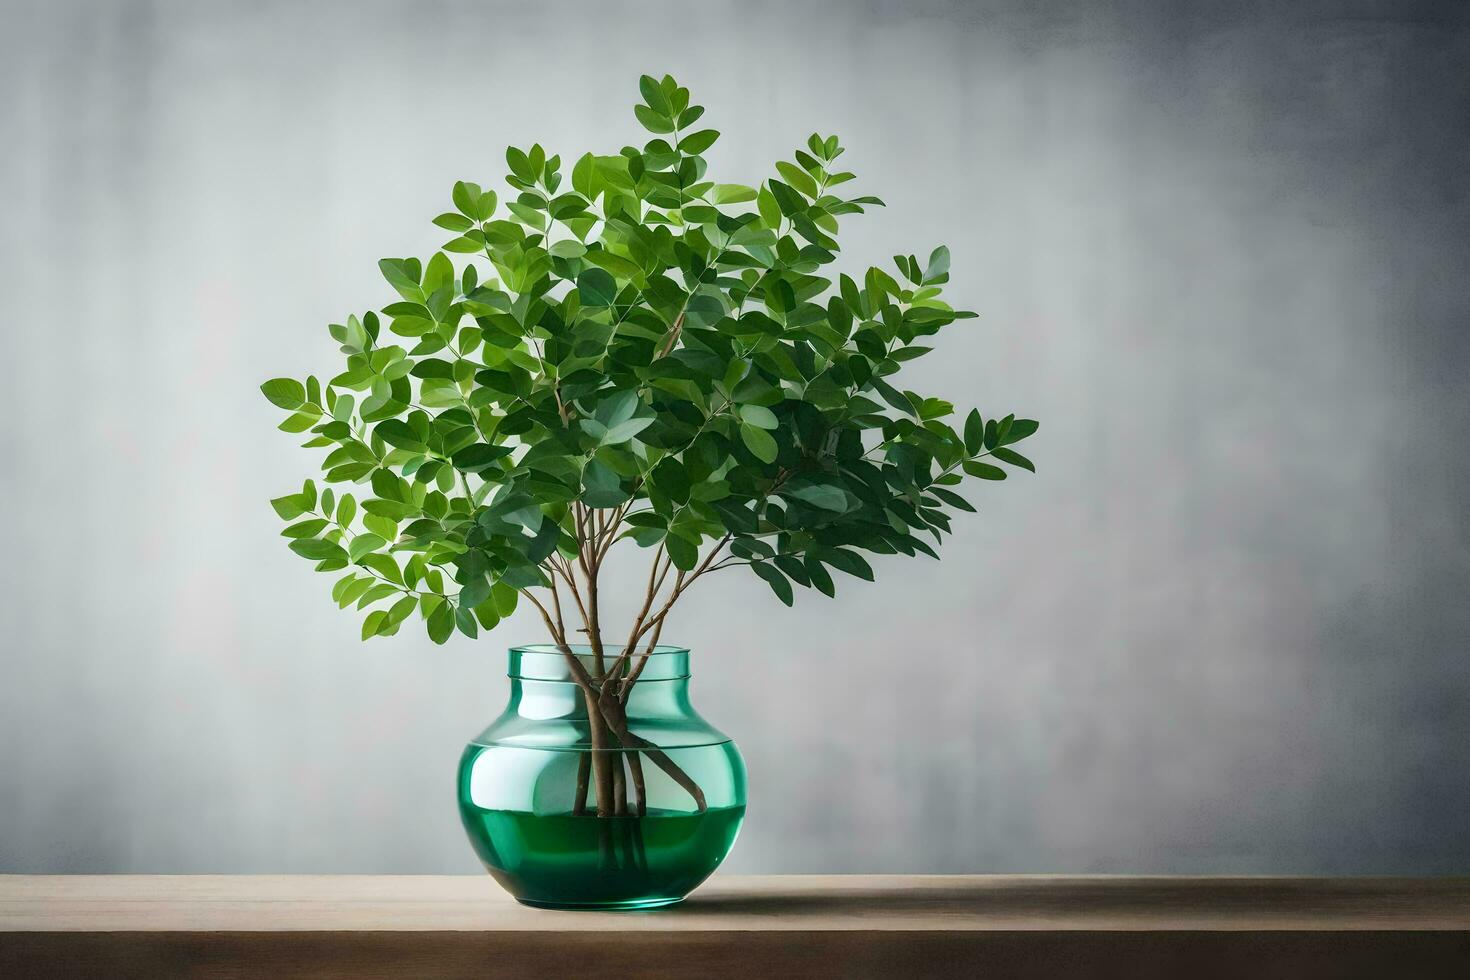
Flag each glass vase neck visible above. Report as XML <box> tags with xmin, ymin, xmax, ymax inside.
<box><xmin>508</xmin><ymin>644</ymin><xmax>690</xmax><ymax>683</ymax></box>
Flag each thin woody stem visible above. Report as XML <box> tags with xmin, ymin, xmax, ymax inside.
<box><xmin>606</xmin><ymin>549</ymin><xmax>673</xmax><ymax>688</ymax></box>
<box><xmin>602</xmin><ymin>563</ymin><xmax>682</xmax><ymax>693</ymax></box>
<box><xmin>524</xmin><ymin>588</ymin><xmax>617</xmax><ymax>815</ymax></box>
<box><xmin>522</xmin><ymin>589</ymin><xmax>569</xmax><ymax>652</ymax></box>
<box><xmin>619</xmin><ymin>543</ymin><xmax>667</xmax><ymax>664</ymax></box>
<box><xmin>632</xmin><ymin>535</ymin><xmax>730</xmax><ymax>645</ymax></box>
<box><xmin>595</xmin><ymin>500</ymin><xmax>633</xmax><ymax>565</ymax></box>
<box><xmin>572</xmin><ymin>751</ymin><xmax>591</xmax><ymax>816</ymax></box>
<box><xmin>530</xmin><ymin>504</ymin><xmax>726</xmax><ymax>815</ymax></box>
<box><xmin>622</xmin><ymin>613</ymin><xmax>669</xmax><ymax>698</ymax></box>
<box><xmin>611</xmin><ymin>745</ymin><xmax>627</xmax><ymax>815</ymax></box>
<box><xmin>658</xmin><ymin>310</ymin><xmax>685</xmax><ymax>358</ymax></box>
<box><xmin>546</xmin><ymin>573</ymin><xmax>568</xmax><ymax>640</ymax></box>
<box><xmin>652</xmin><ymin>549</ymin><xmax>673</xmax><ymax>594</ymax></box>
<box><xmin>574</xmin><ymin>504</ymin><xmax>593</xmax><ymax>578</ymax></box>
<box><xmin>584</xmin><ymin>551</ymin><xmax>605</xmax><ymax>670</ymax></box>
<box><xmin>617</xmin><ymin>533</ymin><xmax>731</xmax><ymax>697</ymax></box>
<box><xmin>627</xmin><ymin>752</ymin><xmax>647</xmax><ymax>817</ymax></box>
<box><xmin>549</xmin><ymin>557</ymin><xmax>591</xmax><ymax>633</ymax></box>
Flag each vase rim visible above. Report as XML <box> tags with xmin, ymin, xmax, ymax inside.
<box><xmin>509</xmin><ymin>643</ymin><xmax>690</xmax><ymax>657</ymax></box>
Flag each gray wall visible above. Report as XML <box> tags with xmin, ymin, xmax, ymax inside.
<box><xmin>3</xmin><ymin>0</ymin><xmax>1468</xmax><ymax>874</ymax></box>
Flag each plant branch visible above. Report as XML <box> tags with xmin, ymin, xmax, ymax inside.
<box><xmin>617</xmin><ymin>543</ymin><xmax>667</xmax><ymax>671</ymax></box>
<box><xmin>611</xmin><ymin>533</ymin><xmax>731</xmax><ymax>697</ymax></box>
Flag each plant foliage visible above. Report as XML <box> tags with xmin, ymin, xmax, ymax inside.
<box><xmin>263</xmin><ymin>74</ymin><xmax>1038</xmax><ymax>647</ymax></box>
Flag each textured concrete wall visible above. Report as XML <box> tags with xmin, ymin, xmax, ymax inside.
<box><xmin>2</xmin><ymin>0</ymin><xmax>1468</xmax><ymax>873</ymax></box>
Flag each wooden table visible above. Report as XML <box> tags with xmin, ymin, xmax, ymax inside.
<box><xmin>3</xmin><ymin>875</ymin><xmax>1468</xmax><ymax>978</ymax></box>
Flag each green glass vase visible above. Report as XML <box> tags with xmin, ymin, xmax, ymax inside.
<box><xmin>458</xmin><ymin>645</ymin><xmax>746</xmax><ymax>910</ymax></box>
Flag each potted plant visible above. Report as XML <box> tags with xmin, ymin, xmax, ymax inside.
<box><xmin>262</xmin><ymin>74</ymin><xmax>1037</xmax><ymax>909</ymax></box>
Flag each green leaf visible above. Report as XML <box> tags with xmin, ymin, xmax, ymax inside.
<box><xmin>990</xmin><ymin>447</ymin><xmax>1035</xmax><ymax>472</ymax></box>
<box><xmin>571</xmin><ymin>152</ymin><xmax>596</xmax><ymax>199</ymax></box>
<box><xmin>712</xmin><ymin>183</ymin><xmax>758</xmax><ymax>205</ymax></box>
<box><xmin>596</xmin><ymin>389</ymin><xmax>640</xmax><ymax>427</ymax></box>
<box><xmin>757</xmin><ymin>186</ymin><xmax>782</xmax><ymax>228</ymax></box>
<box><xmin>355</xmin><ymin>583</ymin><xmax>398</xmax><ymax>609</ymax></box>
<box><xmin>602</xmin><ymin>417</ymin><xmax>653</xmax><ymax>446</ymax></box>
<box><xmin>337</xmin><ymin>578</ymin><xmax>374</xmax><ymax>608</ymax></box>
<box><xmin>378</xmin><ymin>258</ymin><xmax>421</xmax><ymax>300</ymax></box>
<box><xmin>360</xmin><ymin>552</ymin><xmax>402</xmax><ymax>585</ymax></box>
<box><xmin>776</xmin><ymin>161</ymin><xmax>818</xmax><ymax>199</ymax></box>
<box><xmin>371</xmin><ymin>469</ymin><xmax>401</xmax><ymax>501</ymax></box>
<box><xmin>650</xmin><ymin>457</ymin><xmax>690</xmax><ymax>504</ymax></box>
<box><xmin>474</xmin><ymin>191</ymin><xmax>497</xmax><ymax>221</ymax></box>
<box><xmin>387</xmin><ymin>595</ymin><xmax>419</xmax><ymax>625</ymax></box>
<box><xmin>261</xmin><ymin>378</ymin><xmax>305</xmax><ymax>409</ymax></box>
<box><xmin>930</xmin><ymin>486</ymin><xmax>976</xmax><ymax>512</ymax></box>
<box><xmin>348</xmin><ymin>533</ymin><xmax>387</xmax><ymax>562</ymax></box>
<box><xmin>962</xmin><ymin>460</ymin><xmax>1007</xmax><ymax>480</ymax></box>
<box><xmin>786</xmin><ymin>485</ymin><xmax>847</xmax><ymax>513</ymax></box>
<box><xmin>1000</xmin><ymin>419</ymin><xmax>1039</xmax><ymax>445</ymax></box>
<box><xmin>678</xmin><ymin>129</ymin><xmax>720</xmax><ymax>154</ymax></box>
<box><xmin>821</xmin><ymin>548</ymin><xmax>874</xmax><ymax>582</ymax></box>
<box><xmin>584</xmin><ymin>249</ymin><xmax>643</xmax><ymax>281</ymax></box>
<box><xmin>839</xmin><ymin>273</ymin><xmax>863</xmax><ymax>318</ymax></box>
<box><xmin>577</xmin><ymin>267</ymin><xmax>618</xmax><ymax>307</ymax></box>
<box><xmin>805</xmin><ymin>556</ymin><xmax>836</xmax><ymax>597</ymax></box>
<box><xmin>963</xmin><ymin>409</ymin><xmax>984</xmax><ymax>456</ymax></box>
<box><xmin>924</xmin><ymin>245</ymin><xmax>950</xmax><ymax>282</ymax></box>
<box><xmin>455</xmin><ymin>605</ymin><xmax>480</xmax><ymax>639</ymax></box>
<box><xmin>549</xmin><ymin>239</ymin><xmax>587</xmax><ymax>259</ymax></box>
<box><xmin>452</xmin><ymin>181</ymin><xmax>480</xmax><ymax>218</ymax></box>
<box><xmin>433</xmin><ymin>212</ymin><xmax>473</xmax><ymax>232</ymax></box>
<box><xmin>375</xmin><ymin>419</ymin><xmax>426</xmax><ymax>451</ymax></box>
<box><xmin>289</xmin><ymin>539</ymin><xmax>347</xmax><ymax>562</ymax></box>
<box><xmin>681</xmin><ymin>205</ymin><xmax>719</xmax><ymax>225</ymax></box>
<box><xmin>891</xmin><ymin>346</ymin><xmax>932</xmax><ymax>363</ymax></box>
<box><xmin>363</xmin><ymin>513</ymin><xmax>399</xmax><ymax>540</ymax></box>
<box><xmin>270</xmin><ymin>494</ymin><xmax>310</xmax><ymax>520</ymax></box>
<box><xmin>281</xmin><ymin>519</ymin><xmax>329</xmax><ymax>538</ymax></box>
<box><xmin>768</xmin><ymin>179</ymin><xmax>806</xmax><ymax>217</ymax></box>
<box><xmin>638</xmin><ymin>74</ymin><xmax>671</xmax><ymax>114</ymax></box>
<box><xmin>581</xmin><ymin>459</ymin><xmax>630</xmax><ymax>508</ymax></box>
<box><xmin>278</xmin><ymin>410</ymin><xmax>320</xmax><ymax>433</ymax></box>
<box><xmin>427</xmin><ymin>601</ymin><xmax>455</xmax><ymax>644</ymax></box>
<box><xmin>740</xmin><ymin>423</ymin><xmax>778</xmax><ymax>463</ymax></box>
<box><xmin>751</xmin><ymin>561</ymin><xmax>793</xmax><ymax>605</ymax></box>
<box><xmin>362</xmin><ymin>610</ymin><xmax>388</xmax><ymax>640</ymax></box>
<box><xmin>665</xmin><ymin>532</ymin><xmax>699</xmax><ymax>571</ymax></box>
<box><xmin>443</xmin><ymin>236</ymin><xmax>482</xmax><ymax>253</ymax></box>
<box><xmin>459</xmin><ymin>574</ymin><xmax>492</xmax><ymax>611</ymax></box>
<box><xmin>634</xmin><ymin>104</ymin><xmax>674</xmax><ymax>134</ymax></box>
<box><xmin>451</xmin><ymin>443</ymin><xmax>514</xmax><ymax>473</ymax></box>
<box><xmin>491</xmin><ymin>582</ymin><xmax>519</xmax><ymax>618</ymax></box>
<box><xmin>332</xmin><ymin>574</ymin><xmax>360</xmax><ymax>603</ymax></box>
<box><xmin>737</xmin><ymin>404</ymin><xmax>779</xmax><ymax>430</ymax></box>
<box><xmin>423</xmin><ymin>252</ymin><xmax>454</xmax><ymax>295</ymax></box>
<box><xmin>505</xmin><ymin>146</ymin><xmax>535</xmax><ymax>182</ymax></box>
<box><xmin>871</xmin><ymin>379</ymin><xmax>916</xmax><ymax>417</ymax></box>
<box><xmin>363</xmin><ymin>499</ymin><xmax>417</xmax><ymax>520</ymax></box>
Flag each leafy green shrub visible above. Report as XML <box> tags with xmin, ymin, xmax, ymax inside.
<box><xmin>262</xmin><ymin>72</ymin><xmax>1036</xmax><ymax>665</ymax></box>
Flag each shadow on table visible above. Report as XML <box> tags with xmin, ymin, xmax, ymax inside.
<box><xmin>671</xmin><ymin>877</ymin><xmax>1470</xmax><ymax>919</ymax></box>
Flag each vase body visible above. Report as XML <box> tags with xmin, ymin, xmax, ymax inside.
<box><xmin>458</xmin><ymin>645</ymin><xmax>746</xmax><ymax>910</ymax></box>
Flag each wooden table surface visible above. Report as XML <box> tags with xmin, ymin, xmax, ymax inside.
<box><xmin>4</xmin><ymin>874</ymin><xmax>1469</xmax><ymax>978</ymax></box>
